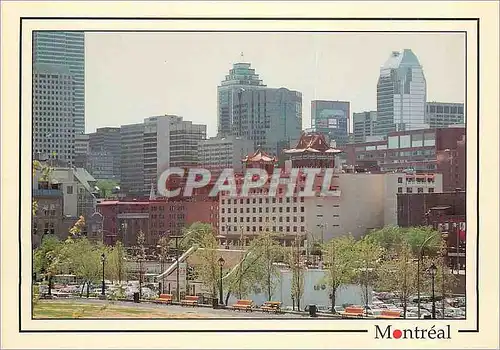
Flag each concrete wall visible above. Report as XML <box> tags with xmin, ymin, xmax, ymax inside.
<box><xmin>338</xmin><ymin>173</ymin><xmax>385</xmax><ymax>239</ymax></box>
<box><xmin>226</xmin><ymin>269</ymin><xmax>372</xmax><ymax>308</ymax></box>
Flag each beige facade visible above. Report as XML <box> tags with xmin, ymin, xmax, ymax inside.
<box><xmin>383</xmin><ymin>172</ymin><xmax>443</xmax><ymax>226</ymax></box>
<box><xmin>304</xmin><ymin>173</ymin><xmax>385</xmax><ymax>242</ymax></box>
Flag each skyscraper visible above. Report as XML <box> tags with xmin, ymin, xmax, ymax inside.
<box><xmin>376</xmin><ymin>49</ymin><xmax>427</xmax><ymax>136</ymax></box>
<box><xmin>352</xmin><ymin>111</ymin><xmax>378</xmax><ymax>143</ymax></box>
<box><xmin>217</xmin><ymin>58</ymin><xmax>302</xmax><ymax>157</ymax></box>
<box><xmin>33</xmin><ymin>31</ymin><xmax>85</xmax><ymax>134</ymax></box>
<box><xmin>311</xmin><ymin>100</ymin><xmax>350</xmax><ymax>146</ymax></box>
<box><xmin>32</xmin><ymin>63</ymin><xmax>75</xmax><ymax>165</ymax></box>
<box><xmin>217</xmin><ymin>59</ymin><xmax>266</xmax><ymax>137</ymax></box>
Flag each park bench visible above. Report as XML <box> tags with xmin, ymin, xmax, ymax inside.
<box><xmin>232</xmin><ymin>299</ymin><xmax>253</xmax><ymax>312</ymax></box>
<box><xmin>341</xmin><ymin>306</ymin><xmax>365</xmax><ymax>318</ymax></box>
<box><xmin>376</xmin><ymin>310</ymin><xmax>401</xmax><ymax>319</ymax></box>
<box><xmin>180</xmin><ymin>295</ymin><xmax>199</xmax><ymax>307</ymax></box>
<box><xmin>260</xmin><ymin>301</ymin><xmax>282</xmax><ymax>313</ymax></box>
<box><xmin>155</xmin><ymin>293</ymin><xmax>173</xmax><ymax>305</ymax></box>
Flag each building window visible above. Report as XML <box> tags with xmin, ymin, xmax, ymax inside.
<box><xmin>428</xmin><ymin>188</ymin><xmax>434</xmax><ymax>193</ymax></box>
<box><xmin>418</xmin><ymin>187</ymin><xmax>424</xmax><ymax>193</ymax></box>
<box><xmin>398</xmin><ymin>187</ymin><xmax>403</xmax><ymax>193</ymax></box>
<box><xmin>407</xmin><ymin>188</ymin><xmax>413</xmax><ymax>193</ymax></box>
<box><xmin>398</xmin><ymin>177</ymin><xmax>403</xmax><ymax>183</ymax></box>
<box><xmin>67</xmin><ymin>185</ymin><xmax>73</xmax><ymax>194</ymax></box>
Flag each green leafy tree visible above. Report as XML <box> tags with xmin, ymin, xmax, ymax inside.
<box><xmin>63</xmin><ymin>237</ymin><xmax>103</xmax><ymax>297</ymax></box>
<box><xmin>191</xmin><ymin>227</ymin><xmax>220</xmax><ymax>299</ymax></box>
<box><xmin>251</xmin><ymin>231</ymin><xmax>283</xmax><ymax>301</ymax></box>
<box><xmin>33</xmin><ymin>235</ymin><xmax>63</xmax><ymax>295</ymax></box>
<box><xmin>353</xmin><ymin>237</ymin><xmax>384</xmax><ymax>310</ymax></box>
<box><xmin>181</xmin><ymin>222</ymin><xmax>215</xmax><ymax>249</ymax></box>
<box><xmin>322</xmin><ymin>234</ymin><xmax>357</xmax><ymax>312</ymax></box>
<box><xmin>288</xmin><ymin>238</ymin><xmax>304</xmax><ymax>310</ymax></box>
<box><xmin>377</xmin><ymin>242</ymin><xmax>418</xmax><ymax>318</ymax></box>
<box><xmin>96</xmin><ymin>179</ymin><xmax>119</xmax><ymax>198</ymax></box>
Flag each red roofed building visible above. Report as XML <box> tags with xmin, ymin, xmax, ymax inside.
<box><xmin>284</xmin><ymin>132</ymin><xmax>342</xmax><ymax>168</ymax></box>
<box><xmin>242</xmin><ymin>149</ymin><xmax>278</xmax><ymax>175</ymax></box>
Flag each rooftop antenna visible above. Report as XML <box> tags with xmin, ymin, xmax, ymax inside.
<box><xmin>240</xmin><ymin>51</ymin><xmax>244</xmax><ymax>62</ymax></box>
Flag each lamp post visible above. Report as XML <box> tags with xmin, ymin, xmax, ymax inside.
<box><xmin>100</xmin><ymin>253</ymin><xmax>106</xmax><ymax>297</ymax></box>
<box><xmin>428</xmin><ymin>263</ymin><xmax>438</xmax><ymax>319</ymax></box>
<box><xmin>218</xmin><ymin>256</ymin><xmax>225</xmax><ymax>305</ymax></box>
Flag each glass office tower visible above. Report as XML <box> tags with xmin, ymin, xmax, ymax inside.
<box><xmin>376</xmin><ymin>49</ymin><xmax>427</xmax><ymax>137</ymax></box>
<box><xmin>33</xmin><ymin>31</ymin><xmax>85</xmax><ymax>134</ymax></box>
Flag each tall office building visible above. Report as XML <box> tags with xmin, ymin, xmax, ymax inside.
<box><xmin>352</xmin><ymin>111</ymin><xmax>378</xmax><ymax>143</ymax></box>
<box><xmin>376</xmin><ymin>49</ymin><xmax>427</xmax><ymax>137</ymax></box>
<box><xmin>217</xmin><ymin>59</ymin><xmax>302</xmax><ymax>157</ymax></box>
<box><xmin>217</xmin><ymin>60</ymin><xmax>266</xmax><ymax>137</ymax></box>
<box><xmin>120</xmin><ymin>123</ymin><xmax>145</xmax><ymax>197</ymax></box>
<box><xmin>199</xmin><ymin>136</ymin><xmax>254</xmax><ymax>172</ymax></box>
<box><xmin>120</xmin><ymin>115</ymin><xmax>206</xmax><ymax>198</ymax></box>
<box><xmin>32</xmin><ymin>63</ymin><xmax>75</xmax><ymax>165</ymax></box>
<box><xmin>311</xmin><ymin>100</ymin><xmax>350</xmax><ymax>146</ymax></box>
<box><xmin>425</xmin><ymin>102</ymin><xmax>465</xmax><ymax>128</ymax></box>
<box><xmin>33</xmin><ymin>31</ymin><xmax>85</xmax><ymax>134</ymax></box>
<box><xmin>88</xmin><ymin>127</ymin><xmax>121</xmax><ymax>181</ymax></box>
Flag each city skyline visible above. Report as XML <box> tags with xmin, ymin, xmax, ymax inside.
<box><xmin>85</xmin><ymin>32</ymin><xmax>465</xmax><ymax>137</ymax></box>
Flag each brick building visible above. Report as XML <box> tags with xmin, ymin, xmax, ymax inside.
<box><xmin>343</xmin><ymin>127</ymin><xmax>465</xmax><ymax>191</ymax></box>
<box><xmin>397</xmin><ymin>190</ymin><xmax>466</xmax><ymax>270</ymax></box>
<box><xmin>96</xmin><ymin>197</ymin><xmax>218</xmax><ymax>248</ymax></box>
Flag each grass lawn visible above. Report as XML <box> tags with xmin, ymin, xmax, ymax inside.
<box><xmin>33</xmin><ymin>300</ymin><xmax>207</xmax><ymax>319</ymax></box>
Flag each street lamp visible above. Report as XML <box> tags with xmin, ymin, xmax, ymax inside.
<box><xmin>428</xmin><ymin>263</ymin><xmax>438</xmax><ymax>319</ymax></box>
<box><xmin>100</xmin><ymin>253</ymin><xmax>106</xmax><ymax>297</ymax></box>
<box><xmin>218</xmin><ymin>256</ymin><xmax>225</xmax><ymax>305</ymax></box>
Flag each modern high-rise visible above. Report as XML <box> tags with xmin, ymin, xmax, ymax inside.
<box><xmin>311</xmin><ymin>100</ymin><xmax>350</xmax><ymax>146</ymax></box>
<box><xmin>352</xmin><ymin>111</ymin><xmax>378</xmax><ymax>143</ymax></box>
<box><xmin>198</xmin><ymin>136</ymin><xmax>254</xmax><ymax>172</ymax></box>
<box><xmin>120</xmin><ymin>115</ymin><xmax>207</xmax><ymax>198</ymax></box>
<box><xmin>376</xmin><ymin>49</ymin><xmax>427</xmax><ymax>136</ymax></box>
<box><xmin>120</xmin><ymin>123</ymin><xmax>145</xmax><ymax>197</ymax></box>
<box><xmin>88</xmin><ymin>127</ymin><xmax>121</xmax><ymax>181</ymax></box>
<box><xmin>33</xmin><ymin>31</ymin><xmax>85</xmax><ymax>134</ymax></box>
<box><xmin>217</xmin><ymin>61</ymin><xmax>266</xmax><ymax>137</ymax></box>
<box><xmin>32</xmin><ymin>63</ymin><xmax>75</xmax><ymax>165</ymax></box>
<box><xmin>425</xmin><ymin>102</ymin><xmax>465</xmax><ymax>128</ymax></box>
<box><xmin>217</xmin><ymin>60</ymin><xmax>302</xmax><ymax>157</ymax></box>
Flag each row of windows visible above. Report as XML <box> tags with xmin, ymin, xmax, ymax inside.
<box><xmin>222</xmin><ymin>197</ymin><xmax>305</xmax><ymax>205</ymax></box>
<box><xmin>222</xmin><ymin>206</ymin><xmax>305</xmax><ymax>214</ymax></box>
<box><xmin>397</xmin><ymin>187</ymin><xmax>434</xmax><ymax>194</ymax></box>
<box><xmin>222</xmin><ymin>225</ymin><xmax>306</xmax><ymax>233</ymax></box>
<box><xmin>223</xmin><ymin>216</ymin><xmax>305</xmax><ymax>223</ymax></box>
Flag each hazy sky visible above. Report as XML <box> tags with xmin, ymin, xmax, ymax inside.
<box><xmin>85</xmin><ymin>32</ymin><xmax>465</xmax><ymax>137</ymax></box>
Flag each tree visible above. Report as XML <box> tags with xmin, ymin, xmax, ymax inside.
<box><xmin>353</xmin><ymin>237</ymin><xmax>384</xmax><ymax>311</ymax></box>
<box><xmin>69</xmin><ymin>216</ymin><xmax>86</xmax><ymax>238</ymax></box>
<box><xmin>288</xmin><ymin>237</ymin><xmax>304</xmax><ymax>310</ymax></box>
<box><xmin>181</xmin><ymin>222</ymin><xmax>215</xmax><ymax>249</ymax></box>
<box><xmin>251</xmin><ymin>231</ymin><xmax>283</xmax><ymax>301</ymax></box>
<box><xmin>33</xmin><ymin>235</ymin><xmax>63</xmax><ymax>295</ymax></box>
<box><xmin>157</xmin><ymin>236</ymin><xmax>169</xmax><ymax>293</ymax></box>
<box><xmin>136</xmin><ymin>230</ymin><xmax>146</xmax><ymax>299</ymax></box>
<box><xmin>104</xmin><ymin>241</ymin><xmax>127</xmax><ymax>283</ymax></box>
<box><xmin>61</xmin><ymin>237</ymin><xmax>103</xmax><ymax>297</ymax></box>
<box><xmin>377</xmin><ymin>241</ymin><xmax>418</xmax><ymax>318</ymax></box>
<box><xmin>191</xmin><ymin>227</ymin><xmax>220</xmax><ymax>299</ymax></box>
<box><xmin>96</xmin><ymin>179</ymin><xmax>119</xmax><ymax>199</ymax></box>
<box><xmin>322</xmin><ymin>235</ymin><xmax>357</xmax><ymax>312</ymax></box>
<box><xmin>32</xmin><ymin>160</ymin><xmax>53</xmax><ymax>216</ymax></box>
